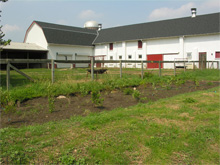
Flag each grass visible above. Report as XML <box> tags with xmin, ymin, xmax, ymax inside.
<box><xmin>0</xmin><ymin>68</ymin><xmax>219</xmax><ymax>163</ymax></box>
<box><xmin>1</xmin><ymin>86</ymin><xmax>219</xmax><ymax>164</ymax></box>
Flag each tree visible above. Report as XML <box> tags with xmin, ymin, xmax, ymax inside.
<box><xmin>0</xmin><ymin>0</ymin><xmax>11</xmax><ymax>46</ymax></box>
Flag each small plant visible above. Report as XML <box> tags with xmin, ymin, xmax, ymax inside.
<box><xmin>59</xmin><ymin>155</ymin><xmax>76</xmax><ymax>164</ymax></box>
<box><xmin>183</xmin><ymin>97</ymin><xmax>197</xmax><ymax>103</ymax></box>
<box><xmin>194</xmin><ymin>79</ymin><xmax>200</xmax><ymax>87</ymax></box>
<box><xmin>91</xmin><ymin>90</ymin><xmax>104</xmax><ymax>107</ymax></box>
<box><xmin>143</xmin><ymin>72</ymin><xmax>154</xmax><ymax>78</ymax></box>
<box><xmin>132</xmin><ymin>90</ymin><xmax>141</xmax><ymax>100</ymax></box>
<box><xmin>47</xmin><ymin>84</ymin><xmax>55</xmax><ymax>113</ymax></box>
<box><xmin>0</xmin><ymin>88</ymin><xmax>15</xmax><ymax>114</ymax></box>
<box><xmin>207</xmin><ymin>82</ymin><xmax>213</xmax><ymax>86</ymax></box>
<box><xmin>123</xmin><ymin>88</ymin><xmax>133</xmax><ymax>95</ymax></box>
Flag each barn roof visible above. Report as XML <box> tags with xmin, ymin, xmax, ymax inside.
<box><xmin>34</xmin><ymin>21</ymin><xmax>97</xmax><ymax>46</ymax></box>
<box><xmin>93</xmin><ymin>12</ymin><xmax>220</xmax><ymax>44</ymax></box>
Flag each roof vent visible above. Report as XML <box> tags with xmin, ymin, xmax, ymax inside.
<box><xmin>191</xmin><ymin>8</ymin><xmax>197</xmax><ymax>18</ymax></box>
<box><xmin>98</xmin><ymin>24</ymin><xmax>102</xmax><ymax>31</ymax></box>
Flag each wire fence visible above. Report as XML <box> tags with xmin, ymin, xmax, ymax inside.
<box><xmin>0</xmin><ymin>59</ymin><xmax>219</xmax><ymax>90</ymax></box>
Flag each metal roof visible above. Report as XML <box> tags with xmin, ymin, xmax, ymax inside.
<box><xmin>93</xmin><ymin>12</ymin><xmax>220</xmax><ymax>44</ymax></box>
<box><xmin>2</xmin><ymin>42</ymin><xmax>47</xmax><ymax>51</ymax></box>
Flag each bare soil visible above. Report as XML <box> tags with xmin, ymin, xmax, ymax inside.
<box><xmin>1</xmin><ymin>81</ymin><xmax>219</xmax><ymax>128</ymax></box>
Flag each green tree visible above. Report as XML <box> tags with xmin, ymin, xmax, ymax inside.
<box><xmin>0</xmin><ymin>0</ymin><xmax>11</xmax><ymax>46</ymax></box>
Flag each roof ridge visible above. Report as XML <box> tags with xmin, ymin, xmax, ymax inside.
<box><xmin>42</xmin><ymin>26</ymin><xmax>98</xmax><ymax>35</ymax></box>
<box><xmin>34</xmin><ymin>20</ymin><xmax>97</xmax><ymax>34</ymax></box>
<box><xmin>101</xmin><ymin>12</ymin><xmax>220</xmax><ymax>31</ymax></box>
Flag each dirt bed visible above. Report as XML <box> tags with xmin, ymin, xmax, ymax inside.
<box><xmin>1</xmin><ymin>81</ymin><xmax>219</xmax><ymax>128</ymax></box>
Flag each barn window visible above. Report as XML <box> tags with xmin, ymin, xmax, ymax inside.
<box><xmin>119</xmin><ymin>55</ymin><xmax>122</xmax><ymax>59</ymax></box>
<box><xmin>215</xmin><ymin>52</ymin><xmax>220</xmax><ymax>58</ymax></box>
<box><xmin>138</xmin><ymin>55</ymin><xmax>142</xmax><ymax>59</ymax></box>
<box><xmin>128</xmin><ymin>55</ymin><xmax>132</xmax><ymax>59</ymax></box>
<box><xmin>109</xmin><ymin>43</ymin><xmax>113</xmax><ymax>50</ymax></box>
<box><xmin>187</xmin><ymin>52</ymin><xmax>192</xmax><ymax>60</ymax></box>
<box><xmin>138</xmin><ymin>40</ymin><xmax>142</xmax><ymax>49</ymax></box>
<box><xmin>110</xmin><ymin>56</ymin><xmax>113</xmax><ymax>60</ymax></box>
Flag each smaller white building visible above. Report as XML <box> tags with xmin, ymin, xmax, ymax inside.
<box><xmin>24</xmin><ymin>21</ymin><xmax>98</xmax><ymax>68</ymax></box>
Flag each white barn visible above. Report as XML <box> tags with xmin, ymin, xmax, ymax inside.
<box><xmin>24</xmin><ymin>11</ymin><xmax>220</xmax><ymax>69</ymax></box>
<box><xmin>93</xmin><ymin>12</ymin><xmax>220</xmax><ymax>69</ymax></box>
<box><xmin>24</xmin><ymin>21</ymin><xmax>97</xmax><ymax>68</ymax></box>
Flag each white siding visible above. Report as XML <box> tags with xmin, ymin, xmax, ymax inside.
<box><xmin>48</xmin><ymin>44</ymin><xmax>93</xmax><ymax>68</ymax></box>
<box><xmin>24</xmin><ymin>23</ymin><xmax>48</xmax><ymax>50</ymax></box>
<box><xmin>146</xmin><ymin>38</ymin><xmax>179</xmax><ymax>55</ymax></box>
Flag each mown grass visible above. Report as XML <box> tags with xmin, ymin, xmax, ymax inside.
<box><xmin>1</xmin><ymin>86</ymin><xmax>219</xmax><ymax>164</ymax></box>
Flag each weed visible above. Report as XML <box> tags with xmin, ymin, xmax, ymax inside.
<box><xmin>123</xmin><ymin>88</ymin><xmax>133</xmax><ymax>95</ymax></box>
<box><xmin>0</xmin><ymin>88</ymin><xmax>15</xmax><ymax>114</ymax></box>
<box><xmin>143</xmin><ymin>72</ymin><xmax>154</xmax><ymax>78</ymax></box>
<box><xmin>132</xmin><ymin>90</ymin><xmax>141</xmax><ymax>100</ymax></box>
<box><xmin>183</xmin><ymin>97</ymin><xmax>197</xmax><ymax>103</ymax></box>
<box><xmin>194</xmin><ymin>79</ymin><xmax>200</xmax><ymax>87</ymax></box>
<box><xmin>207</xmin><ymin>82</ymin><xmax>213</xmax><ymax>86</ymax></box>
<box><xmin>47</xmin><ymin>84</ymin><xmax>55</xmax><ymax>113</ymax></box>
<box><xmin>58</xmin><ymin>155</ymin><xmax>76</xmax><ymax>164</ymax></box>
<box><xmin>91</xmin><ymin>90</ymin><xmax>104</xmax><ymax>107</ymax></box>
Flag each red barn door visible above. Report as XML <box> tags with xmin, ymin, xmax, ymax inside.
<box><xmin>147</xmin><ymin>54</ymin><xmax>163</xmax><ymax>68</ymax></box>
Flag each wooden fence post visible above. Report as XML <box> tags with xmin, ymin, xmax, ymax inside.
<box><xmin>141</xmin><ymin>61</ymin><xmax>144</xmax><ymax>79</ymax></box>
<box><xmin>174</xmin><ymin>61</ymin><xmax>176</xmax><ymax>76</ymax></box>
<box><xmin>120</xmin><ymin>60</ymin><xmax>122</xmax><ymax>78</ymax></box>
<box><xmin>193</xmin><ymin>61</ymin><xmax>195</xmax><ymax>71</ymax></box>
<box><xmin>159</xmin><ymin>61</ymin><xmax>161</xmax><ymax>77</ymax></box>
<box><xmin>217</xmin><ymin>61</ymin><xmax>220</xmax><ymax>70</ymax></box>
<box><xmin>91</xmin><ymin>57</ymin><xmax>94</xmax><ymax>81</ymax></box>
<box><xmin>51</xmin><ymin>59</ymin><xmax>55</xmax><ymax>84</ymax></box>
<box><xmin>184</xmin><ymin>61</ymin><xmax>186</xmax><ymax>72</ymax></box>
<box><xmin>6</xmin><ymin>61</ymin><xmax>10</xmax><ymax>91</ymax></box>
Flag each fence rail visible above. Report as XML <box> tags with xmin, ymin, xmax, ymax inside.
<box><xmin>1</xmin><ymin>59</ymin><xmax>219</xmax><ymax>91</ymax></box>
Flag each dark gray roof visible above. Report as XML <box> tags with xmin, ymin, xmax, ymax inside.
<box><xmin>35</xmin><ymin>21</ymin><xmax>97</xmax><ymax>46</ymax></box>
<box><xmin>93</xmin><ymin>12</ymin><xmax>220</xmax><ymax>44</ymax></box>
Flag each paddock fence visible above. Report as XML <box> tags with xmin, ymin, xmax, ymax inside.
<box><xmin>0</xmin><ymin>59</ymin><xmax>219</xmax><ymax>90</ymax></box>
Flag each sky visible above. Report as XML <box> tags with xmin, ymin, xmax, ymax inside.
<box><xmin>0</xmin><ymin>0</ymin><xmax>219</xmax><ymax>42</ymax></box>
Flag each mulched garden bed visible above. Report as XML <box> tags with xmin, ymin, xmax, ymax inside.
<box><xmin>1</xmin><ymin>81</ymin><xmax>219</xmax><ymax>128</ymax></box>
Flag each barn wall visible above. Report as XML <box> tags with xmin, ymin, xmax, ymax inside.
<box><xmin>94</xmin><ymin>33</ymin><xmax>220</xmax><ymax>69</ymax></box>
<box><xmin>24</xmin><ymin>23</ymin><xmax>48</xmax><ymax>50</ymax></box>
<box><xmin>48</xmin><ymin>44</ymin><xmax>94</xmax><ymax>68</ymax></box>
<box><xmin>184</xmin><ymin>34</ymin><xmax>220</xmax><ymax>60</ymax></box>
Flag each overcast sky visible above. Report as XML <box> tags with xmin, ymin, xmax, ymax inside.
<box><xmin>0</xmin><ymin>0</ymin><xmax>219</xmax><ymax>42</ymax></box>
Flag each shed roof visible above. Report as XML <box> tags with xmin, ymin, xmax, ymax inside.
<box><xmin>2</xmin><ymin>42</ymin><xmax>47</xmax><ymax>51</ymax></box>
<box><xmin>34</xmin><ymin>21</ymin><xmax>97</xmax><ymax>46</ymax></box>
<box><xmin>93</xmin><ymin>12</ymin><xmax>220</xmax><ymax>44</ymax></box>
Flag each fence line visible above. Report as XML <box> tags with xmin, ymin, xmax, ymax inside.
<box><xmin>1</xmin><ymin>59</ymin><xmax>219</xmax><ymax>90</ymax></box>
